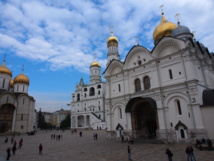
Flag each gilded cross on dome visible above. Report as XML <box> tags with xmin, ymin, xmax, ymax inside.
<box><xmin>136</xmin><ymin>36</ymin><xmax>140</xmax><ymax>45</ymax></box>
<box><xmin>22</xmin><ymin>65</ymin><xmax>25</xmax><ymax>74</ymax></box>
<box><xmin>110</xmin><ymin>26</ymin><xmax>114</xmax><ymax>36</ymax></box>
<box><xmin>175</xmin><ymin>13</ymin><xmax>180</xmax><ymax>25</ymax></box>
<box><xmin>160</xmin><ymin>5</ymin><xmax>164</xmax><ymax>14</ymax></box>
<box><xmin>93</xmin><ymin>53</ymin><xmax>97</xmax><ymax>61</ymax></box>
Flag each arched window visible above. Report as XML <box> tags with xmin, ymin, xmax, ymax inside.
<box><xmin>84</xmin><ymin>88</ymin><xmax>87</xmax><ymax>92</ymax></box>
<box><xmin>135</xmin><ymin>78</ymin><xmax>141</xmax><ymax>92</ymax></box>
<box><xmin>97</xmin><ymin>85</ymin><xmax>101</xmax><ymax>89</ymax></box>
<box><xmin>176</xmin><ymin>100</ymin><xmax>182</xmax><ymax>115</ymax></box>
<box><xmin>89</xmin><ymin>87</ymin><xmax>95</xmax><ymax>96</ymax></box>
<box><xmin>143</xmin><ymin>76</ymin><xmax>151</xmax><ymax>90</ymax></box>
<box><xmin>77</xmin><ymin>93</ymin><xmax>80</xmax><ymax>101</ymax></box>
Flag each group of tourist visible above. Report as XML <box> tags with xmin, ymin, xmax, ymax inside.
<box><xmin>195</xmin><ymin>137</ymin><xmax>213</xmax><ymax>150</ymax></box>
<box><xmin>4</xmin><ymin>137</ymin><xmax>23</xmax><ymax>160</ymax></box>
<box><xmin>51</xmin><ymin>134</ymin><xmax>63</xmax><ymax>140</ymax></box>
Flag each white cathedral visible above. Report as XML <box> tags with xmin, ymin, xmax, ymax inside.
<box><xmin>0</xmin><ymin>61</ymin><xmax>36</xmax><ymax>133</ymax></box>
<box><xmin>71</xmin><ymin>12</ymin><xmax>214</xmax><ymax>142</ymax></box>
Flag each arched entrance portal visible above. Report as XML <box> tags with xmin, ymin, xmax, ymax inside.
<box><xmin>126</xmin><ymin>97</ymin><xmax>158</xmax><ymax>138</ymax></box>
<box><xmin>0</xmin><ymin>104</ymin><xmax>15</xmax><ymax>133</ymax></box>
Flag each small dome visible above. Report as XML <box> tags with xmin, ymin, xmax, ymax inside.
<box><xmin>171</xmin><ymin>25</ymin><xmax>191</xmax><ymax>37</ymax></box>
<box><xmin>9</xmin><ymin>79</ymin><xmax>14</xmax><ymax>88</ymax></box>
<box><xmin>153</xmin><ymin>14</ymin><xmax>177</xmax><ymax>42</ymax></box>
<box><xmin>90</xmin><ymin>61</ymin><xmax>100</xmax><ymax>68</ymax></box>
<box><xmin>107</xmin><ymin>35</ymin><xmax>118</xmax><ymax>43</ymax></box>
<box><xmin>0</xmin><ymin>62</ymin><xmax>12</xmax><ymax>77</ymax></box>
<box><xmin>14</xmin><ymin>73</ymin><xmax>30</xmax><ymax>85</ymax></box>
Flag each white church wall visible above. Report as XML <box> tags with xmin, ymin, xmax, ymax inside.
<box><xmin>0</xmin><ymin>75</ymin><xmax>10</xmax><ymax>90</ymax></box>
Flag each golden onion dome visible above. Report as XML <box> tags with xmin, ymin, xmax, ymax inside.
<box><xmin>90</xmin><ymin>61</ymin><xmax>101</xmax><ymax>68</ymax></box>
<box><xmin>9</xmin><ymin>79</ymin><xmax>14</xmax><ymax>88</ymax></box>
<box><xmin>107</xmin><ymin>35</ymin><xmax>118</xmax><ymax>43</ymax></box>
<box><xmin>0</xmin><ymin>62</ymin><xmax>12</xmax><ymax>77</ymax></box>
<box><xmin>153</xmin><ymin>13</ymin><xmax>177</xmax><ymax>42</ymax></box>
<box><xmin>14</xmin><ymin>73</ymin><xmax>30</xmax><ymax>85</ymax></box>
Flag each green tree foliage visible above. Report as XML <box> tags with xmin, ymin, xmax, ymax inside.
<box><xmin>37</xmin><ymin>109</ymin><xmax>47</xmax><ymax>129</ymax></box>
<box><xmin>60</xmin><ymin>114</ymin><xmax>71</xmax><ymax>129</ymax></box>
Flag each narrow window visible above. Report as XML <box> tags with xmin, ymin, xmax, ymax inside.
<box><xmin>177</xmin><ymin>100</ymin><xmax>182</xmax><ymax>115</ymax></box>
<box><xmin>143</xmin><ymin>76</ymin><xmax>151</xmax><ymax>90</ymax></box>
<box><xmin>135</xmin><ymin>79</ymin><xmax>141</xmax><ymax>92</ymax></box>
<box><xmin>23</xmin><ymin>98</ymin><xmax>25</xmax><ymax>105</ymax></box>
<box><xmin>118</xmin><ymin>84</ymin><xmax>121</xmax><ymax>92</ymax></box>
<box><xmin>21</xmin><ymin>114</ymin><xmax>23</xmax><ymax>120</ymax></box>
<box><xmin>77</xmin><ymin>93</ymin><xmax>80</xmax><ymax>101</ymax></box>
<box><xmin>17</xmin><ymin>85</ymin><xmax>19</xmax><ymax>91</ymax></box>
<box><xmin>23</xmin><ymin>86</ymin><xmax>24</xmax><ymax>92</ymax></box>
<box><xmin>119</xmin><ymin>108</ymin><xmax>122</xmax><ymax>119</ymax></box>
<box><xmin>2</xmin><ymin>79</ymin><xmax>5</xmax><ymax>88</ymax></box>
<box><xmin>6</xmin><ymin>96</ymin><xmax>9</xmax><ymax>103</ymax></box>
<box><xmin>85</xmin><ymin>93</ymin><xmax>87</xmax><ymax>97</ymax></box>
<box><xmin>169</xmin><ymin>69</ymin><xmax>173</xmax><ymax>79</ymax></box>
<box><xmin>98</xmin><ymin>90</ymin><xmax>100</xmax><ymax>95</ymax></box>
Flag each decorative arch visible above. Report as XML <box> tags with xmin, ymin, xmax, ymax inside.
<box><xmin>152</xmin><ymin>37</ymin><xmax>185</xmax><ymax>58</ymax></box>
<box><xmin>0</xmin><ymin>104</ymin><xmax>15</xmax><ymax>133</ymax></box>
<box><xmin>104</xmin><ymin>60</ymin><xmax>123</xmax><ymax>77</ymax></box>
<box><xmin>123</xmin><ymin>46</ymin><xmax>152</xmax><ymax>70</ymax></box>
<box><xmin>116</xmin><ymin>123</ymin><xmax>124</xmax><ymax>130</ymax></box>
<box><xmin>125</xmin><ymin>97</ymin><xmax>157</xmax><ymax>113</ymax></box>
<box><xmin>163</xmin><ymin>92</ymin><xmax>189</xmax><ymax>107</ymax></box>
<box><xmin>175</xmin><ymin>121</ymin><xmax>188</xmax><ymax>130</ymax></box>
<box><xmin>111</xmin><ymin>102</ymin><xmax>125</xmax><ymax>113</ymax></box>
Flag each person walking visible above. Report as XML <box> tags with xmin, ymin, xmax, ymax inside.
<box><xmin>121</xmin><ymin>135</ymin><xmax>125</xmax><ymax>143</ymax></box>
<box><xmin>186</xmin><ymin>145</ymin><xmax>196</xmax><ymax>161</ymax></box>
<box><xmin>6</xmin><ymin>147</ymin><xmax>11</xmax><ymax>160</ymax></box>
<box><xmin>127</xmin><ymin>146</ymin><xmax>132</xmax><ymax>161</ymax></box>
<box><xmin>165</xmin><ymin>148</ymin><xmax>173</xmax><ymax>161</ymax></box>
<box><xmin>12</xmin><ymin>144</ymin><xmax>17</xmax><ymax>155</ymax></box>
<box><xmin>79</xmin><ymin>131</ymin><xmax>82</xmax><ymax>137</ymax></box>
<box><xmin>39</xmin><ymin>143</ymin><xmax>43</xmax><ymax>155</ymax></box>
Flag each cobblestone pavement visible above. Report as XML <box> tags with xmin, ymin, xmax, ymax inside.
<box><xmin>0</xmin><ymin>130</ymin><xmax>213</xmax><ymax>161</ymax></box>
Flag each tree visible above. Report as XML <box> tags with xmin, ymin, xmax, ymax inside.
<box><xmin>37</xmin><ymin>108</ymin><xmax>47</xmax><ymax>129</ymax></box>
<box><xmin>60</xmin><ymin>114</ymin><xmax>71</xmax><ymax>129</ymax></box>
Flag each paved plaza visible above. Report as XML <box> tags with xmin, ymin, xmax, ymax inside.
<box><xmin>0</xmin><ymin>130</ymin><xmax>213</xmax><ymax>161</ymax></box>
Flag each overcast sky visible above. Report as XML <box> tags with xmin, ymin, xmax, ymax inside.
<box><xmin>0</xmin><ymin>0</ymin><xmax>213</xmax><ymax>112</ymax></box>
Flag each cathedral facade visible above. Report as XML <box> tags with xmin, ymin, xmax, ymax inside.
<box><xmin>71</xmin><ymin>61</ymin><xmax>106</xmax><ymax>130</ymax></box>
<box><xmin>104</xmin><ymin>12</ymin><xmax>214</xmax><ymax>142</ymax></box>
<box><xmin>0</xmin><ymin>61</ymin><xmax>36</xmax><ymax>133</ymax></box>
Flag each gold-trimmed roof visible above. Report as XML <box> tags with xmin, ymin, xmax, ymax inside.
<box><xmin>90</xmin><ymin>61</ymin><xmax>100</xmax><ymax>68</ymax></box>
<box><xmin>0</xmin><ymin>62</ymin><xmax>12</xmax><ymax>77</ymax></box>
<box><xmin>14</xmin><ymin>73</ymin><xmax>30</xmax><ymax>85</ymax></box>
<box><xmin>153</xmin><ymin>13</ymin><xmax>177</xmax><ymax>42</ymax></box>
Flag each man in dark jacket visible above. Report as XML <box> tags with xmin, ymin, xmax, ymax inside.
<box><xmin>165</xmin><ymin>148</ymin><xmax>173</xmax><ymax>161</ymax></box>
